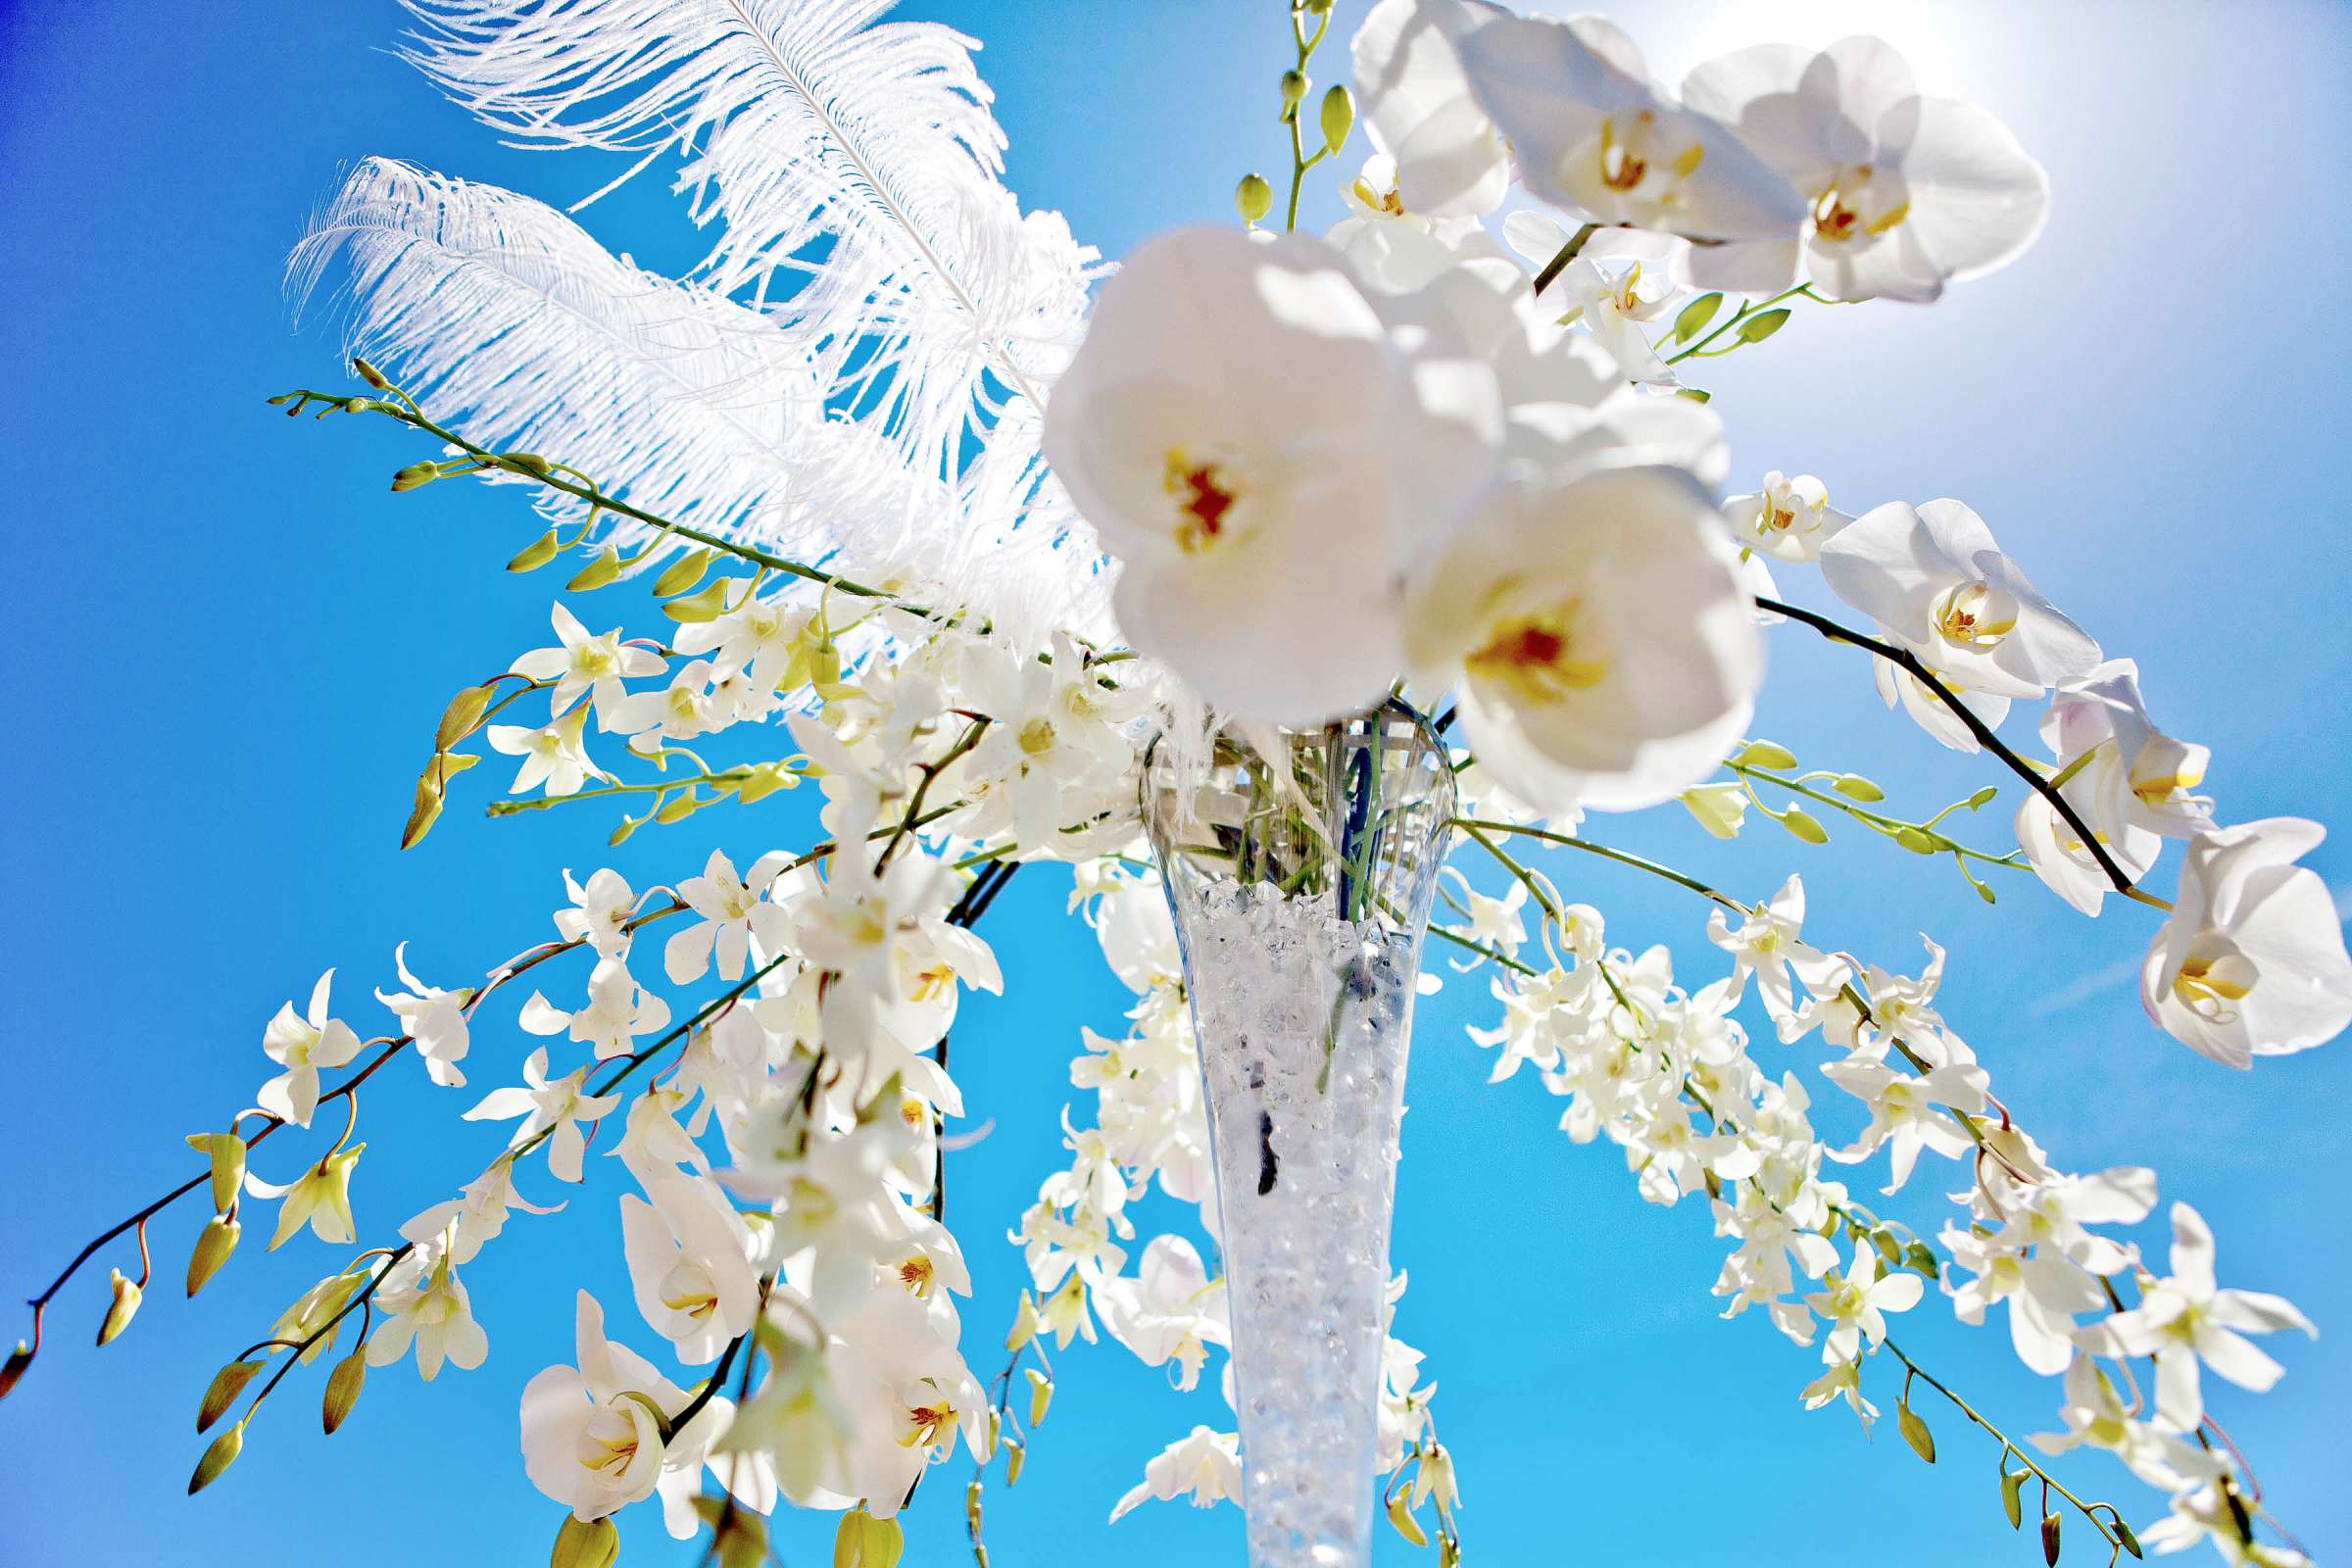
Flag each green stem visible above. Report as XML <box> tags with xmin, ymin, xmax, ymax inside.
<box><xmin>1531</xmin><ymin>222</ymin><xmax>1602</xmax><ymax>298</ymax></box>
<box><xmin>1453</xmin><ymin>816</ymin><xmax>1751</xmax><ymax>914</ymax></box>
<box><xmin>1281</xmin><ymin>3</ymin><xmax>1333</xmax><ymax>233</ymax></box>
<box><xmin>1729</xmin><ymin>762</ymin><xmax>2027</xmax><ymax>874</ymax></box>
<box><xmin>1882</xmin><ymin>1340</ymin><xmax>2126</xmax><ymax>1551</ymax></box>
<box><xmin>275</xmin><ymin>389</ymin><xmax>910</xmax><ymax>610</ymax></box>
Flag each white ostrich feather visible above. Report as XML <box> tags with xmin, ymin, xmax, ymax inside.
<box><xmin>289</xmin><ymin>156</ymin><xmax>927</xmax><ymax>555</ymax></box>
<box><xmin>396</xmin><ymin>0</ymin><xmax>1102</xmax><ymax>538</ymax></box>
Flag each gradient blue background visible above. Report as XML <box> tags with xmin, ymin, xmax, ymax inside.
<box><xmin>2</xmin><ymin>2</ymin><xmax>2346</xmax><ymax>1563</ymax></box>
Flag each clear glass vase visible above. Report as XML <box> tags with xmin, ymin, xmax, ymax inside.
<box><xmin>1142</xmin><ymin>700</ymin><xmax>1455</xmax><ymax>1568</ymax></box>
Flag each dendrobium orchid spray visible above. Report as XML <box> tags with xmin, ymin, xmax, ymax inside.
<box><xmin>9</xmin><ymin>3</ymin><xmax>2346</xmax><ymax>1566</ymax></box>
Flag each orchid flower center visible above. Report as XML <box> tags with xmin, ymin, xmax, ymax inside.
<box><xmin>1466</xmin><ymin>603</ymin><xmax>1610</xmax><ymax>706</ymax></box>
<box><xmin>899</xmin><ymin>1387</ymin><xmax>958</xmax><ymax>1448</ymax></box>
<box><xmin>1350</xmin><ymin>172</ymin><xmax>1406</xmax><ymax>216</ymax></box>
<box><xmin>1018</xmin><ymin>715</ymin><xmax>1058</xmax><ymax>757</ymax></box>
<box><xmin>2131</xmin><ymin>738</ymin><xmax>2208</xmax><ymax>807</ymax></box>
<box><xmin>1759</xmin><ymin>475</ymin><xmax>1826</xmax><ymax>536</ymax></box>
<box><xmin>1162</xmin><ymin>448</ymin><xmax>1246</xmax><ymax>555</ymax></box>
<box><xmin>896</xmin><ymin>1254</ymin><xmax>936</xmax><ymax>1296</ymax></box>
<box><xmin>572</xmin><ymin>640</ymin><xmax>619</xmax><ymax>680</ymax></box>
<box><xmin>659</xmin><ymin>1262</ymin><xmax>720</xmax><ymax>1320</ymax></box>
<box><xmin>1929</xmin><ymin>580</ymin><xmax>2020</xmax><ymax>652</ymax></box>
<box><xmin>1592</xmin><ymin>110</ymin><xmax>1703</xmax><ymax>198</ymax></box>
<box><xmin>911</xmin><ymin>960</ymin><xmax>956</xmax><ymax>1002</ymax></box>
<box><xmin>1812</xmin><ymin>165</ymin><xmax>1912</xmax><ymax>244</ymax></box>
<box><xmin>581</xmin><ymin>1406</ymin><xmax>647</xmax><ymax>1476</ymax></box>
<box><xmin>2173</xmin><ymin>933</ymin><xmax>2258</xmax><ymax>1020</ymax></box>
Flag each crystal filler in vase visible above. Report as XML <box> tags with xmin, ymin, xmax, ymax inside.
<box><xmin>1143</xmin><ymin>702</ymin><xmax>1455</xmax><ymax>1568</ymax></box>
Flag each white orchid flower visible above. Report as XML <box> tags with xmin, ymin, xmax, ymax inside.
<box><xmin>509</xmin><ymin>602</ymin><xmax>664</xmax><ymax>723</ymax></box>
<box><xmin>2139</xmin><ymin>817</ymin><xmax>2352</xmax><ymax>1067</ymax></box>
<box><xmin>1041</xmin><ymin>224</ymin><xmax>1497</xmax><ymax>723</ymax></box>
<box><xmin>1350</xmin><ymin>0</ymin><xmax>1512</xmax><ymax>220</ymax></box>
<box><xmin>1681</xmin><ymin>35</ymin><xmax>2049</xmax><ymax>301</ymax></box>
<box><xmin>1724</xmin><ymin>471</ymin><xmax>1853</xmax><ymax>564</ymax></box>
<box><xmin>1453</xmin><ymin>13</ymin><xmax>1809</xmax><ymax>245</ymax></box>
<box><xmin>1819</xmin><ymin>498</ymin><xmax>2100</xmax><ymax>728</ymax></box>
<box><xmin>619</xmin><ymin>1172</ymin><xmax>762</xmax><ymax>1364</ymax></box>
<box><xmin>1406</xmin><ymin>463</ymin><xmax>1763</xmax><ymax>811</ymax></box>
<box><xmin>2095</xmin><ymin>1204</ymin><xmax>2316</xmax><ymax>1430</ymax></box>
<box><xmin>1107</xmin><ymin>1425</ymin><xmax>1243</xmax><ymax>1522</ymax></box>
<box><xmin>374</xmin><ymin>942</ymin><xmax>473</xmax><ymax>1088</ymax></box>
<box><xmin>257</xmin><ymin>969</ymin><xmax>363</xmax><ymax>1128</ymax></box>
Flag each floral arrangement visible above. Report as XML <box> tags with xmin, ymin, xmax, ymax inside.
<box><xmin>9</xmin><ymin>4</ymin><xmax>2344</xmax><ymax>1566</ymax></box>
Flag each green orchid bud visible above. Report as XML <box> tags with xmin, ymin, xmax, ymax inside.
<box><xmin>507</xmin><ymin>529</ymin><xmax>562</xmax><ymax>572</ymax></box>
<box><xmin>390</xmin><ymin>462</ymin><xmax>441</xmax><ymax>493</ymax></box>
<box><xmin>1279</xmin><ymin>70</ymin><xmax>1309</xmax><ymax>107</ymax></box>
<box><xmin>434</xmin><ymin>684</ymin><xmax>495</xmax><ymax>751</ymax></box>
<box><xmin>1004</xmin><ymin>1291</ymin><xmax>1042</xmax><ymax>1352</ymax></box>
<box><xmin>352</xmin><ymin>357</ymin><xmax>390</xmax><ymax>390</ymax></box>
<box><xmin>662</xmin><ymin>578</ymin><xmax>732</xmax><ymax>623</ymax></box>
<box><xmin>1025</xmin><ymin>1367</ymin><xmax>1053</xmax><ymax>1427</ymax></box>
<box><xmin>1733</xmin><ymin>739</ymin><xmax>1798</xmax><ymax>770</ymax></box>
<box><xmin>1385</xmin><ymin>1494</ymin><xmax>1429</xmax><ymax>1547</ymax></box>
<box><xmin>504</xmin><ymin>451</ymin><xmax>555</xmax><ymax>479</ymax></box>
<box><xmin>321</xmin><ymin>1348</ymin><xmax>366</xmax><ymax>1434</ymax></box>
<box><xmin>1235</xmin><ymin>172</ymin><xmax>1275</xmax><ymax>225</ymax></box>
<box><xmin>2040</xmin><ymin>1509</ymin><xmax>2062</xmax><ymax>1565</ymax></box>
<box><xmin>1671</xmin><ymin>291</ymin><xmax>1723</xmax><ymax>343</ymax></box>
<box><xmin>551</xmin><ymin>1515</ymin><xmax>619</xmax><ymax>1568</ymax></box>
<box><xmin>1779</xmin><ymin>808</ymin><xmax>1830</xmax><ymax>845</ymax></box>
<box><xmin>833</xmin><ymin>1505</ymin><xmax>904</xmax><ymax>1568</ymax></box>
<box><xmin>184</xmin><ymin>1132</ymin><xmax>247</xmax><ymax>1213</ymax></box>
<box><xmin>1738</xmin><ymin>307</ymin><xmax>1791</xmax><ymax>343</ymax></box>
<box><xmin>1004</xmin><ymin>1435</ymin><xmax>1026</xmax><ymax>1486</ymax></box>
<box><xmin>188</xmin><ymin>1423</ymin><xmax>243</xmax><ymax>1494</ymax></box>
<box><xmin>97</xmin><ymin>1269</ymin><xmax>143</xmax><ymax>1347</ymax></box>
<box><xmin>565</xmin><ymin>547</ymin><xmax>623</xmax><ymax>592</ymax></box>
<box><xmin>198</xmin><ymin>1360</ymin><xmax>263</xmax><ymax>1433</ymax></box>
<box><xmin>1319</xmin><ymin>84</ymin><xmax>1354</xmax><ymax>155</ymax></box>
<box><xmin>186</xmin><ymin>1214</ymin><xmax>240</xmax><ymax>1298</ymax></box>
<box><xmin>652</xmin><ymin>546</ymin><xmax>714</xmax><ymax>597</ymax></box>
<box><xmin>401</xmin><ymin>776</ymin><xmax>446</xmax><ymax>852</ymax></box>
<box><xmin>1896</xmin><ymin>1398</ymin><xmax>1936</xmax><ymax>1462</ymax></box>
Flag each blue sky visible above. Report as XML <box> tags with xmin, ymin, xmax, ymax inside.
<box><xmin>1</xmin><ymin>2</ymin><xmax>2347</xmax><ymax>1564</ymax></box>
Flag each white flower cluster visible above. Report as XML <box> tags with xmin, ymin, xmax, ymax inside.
<box><xmin>223</xmin><ymin>601</ymin><xmax>1193</xmax><ymax>1542</ymax></box>
<box><xmin>1458</xmin><ymin>876</ymin><xmax>2317</xmax><ymax>1557</ymax></box>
